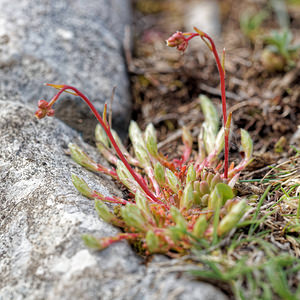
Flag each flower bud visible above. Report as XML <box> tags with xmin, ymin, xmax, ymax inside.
<box><xmin>95</xmin><ymin>124</ymin><xmax>110</xmax><ymax>148</ymax></box>
<box><xmin>35</xmin><ymin>109</ymin><xmax>46</xmax><ymax>119</ymax></box>
<box><xmin>38</xmin><ymin>99</ymin><xmax>49</xmax><ymax>109</ymax></box>
<box><xmin>95</xmin><ymin>200</ymin><xmax>115</xmax><ymax>223</ymax></box>
<box><xmin>165</xmin><ymin>168</ymin><xmax>182</xmax><ymax>193</ymax></box>
<box><xmin>154</xmin><ymin>162</ymin><xmax>165</xmax><ymax>185</ymax></box>
<box><xmin>180</xmin><ymin>182</ymin><xmax>194</xmax><ymax>210</ymax></box>
<box><xmin>71</xmin><ymin>174</ymin><xmax>93</xmax><ymax>198</ymax></box>
<box><xmin>68</xmin><ymin>143</ymin><xmax>98</xmax><ymax>172</ymax></box>
<box><xmin>35</xmin><ymin>99</ymin><xmax>54</xmax><ymax>119</ymax></box>
<box><xmin>146</xmin><ymin>230</ymin><xmax>160</xmax><ymax>253</ymax></box>
<box><xmin>166</xmin><ymin>31</ymin><xmax>188</xmax><ymax>52</ymax></box>
<box><xmin>218</xmin><ymin>199</ymin><xmax>247</xmax><ymax>235</ymax></box>
<box><xmin>170</xmin><ymin>206</ymin><xmax>187</xmax><ymax>230</ymax></box>
<box><xmin>46</xmin><ymin>109</ymin><xmax>55</xmax><ymax>117</ymax></box>
<box><xmin>186</xmin><ymin>165</ymin><xmax>196</xmax><ymax>184</ymax></box>
<box><xmin>121</xmin><ymin>204</ymin><xmax>148</xmax><ymax>232</ymax></box>
<box><xmin>145</xmin><ymin>123</ymin><xmax>158</xmax><ymax>157</ymax></box>
<box><xmin>193</xmin><ymin>215</ymin><xmax>208</xmax><ymax>238</ymax></box>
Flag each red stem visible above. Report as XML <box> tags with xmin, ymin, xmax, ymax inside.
<box><xmin>47</xmin><ymin>85</ymin><xmax>164</xmax><ymax>205</ymax></box>
<box><xmin>187</xmin><ymin>32</ymin><xmax>229</xmax><ymax>178</ymax></box>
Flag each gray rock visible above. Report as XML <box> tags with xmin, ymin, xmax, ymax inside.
<box><xmin>0</xmin><ymin>101</ymin><xmax>228</xmax><ymax>300</ymax></box>
<box><xmin>0</xmin><ymin>0</ymin><xmax>132</xmax><ymax>140</ymax></box>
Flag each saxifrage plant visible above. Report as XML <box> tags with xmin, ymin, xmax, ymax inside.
<box><xmin>35</xmin><ymin>27</ymin><xmax>253</xmax><ymax>256</ymax></box>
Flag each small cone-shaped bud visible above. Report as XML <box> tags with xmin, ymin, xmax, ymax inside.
<box><xmin>154</xmin><ymin>162</ymin><xmax>165</xmax><ymax>185</ymax></box>
<box><xmin>218</xmin><ymin>199</ymin><xmax>247</xmax><ymax>235</ymax></box>
<box><xmin>166</xmin><ymin>31</ymin><xmax>188</xmax><ymax>52</ymax></box>
<box><xmin>71</xmin><ymin>174</ymin><xmax>94</xmax><ymax>199</ymax></box>
<box><xmin>82</xmin><ymin>234</ymin><xmax>102</xmax><ymax>249</ymax></box>
<box><xmin>145</xmin><ymin>123</ymin><xmax>158</xmax><ymax>157</ymax></box>
<box><xmin>182</xmin><ymin>126</ymin><xmax>193</xmax><ymax>149</ymax></box>
<box><xmin>193</xmin><ymin>215</ymin><xmax>208</xmax><ymax>238</ymax></box>
<box><xmin>240</xmin><ymin>129</ymin><xmax>253</xmax><ymax>160</ymax></box>
<box><xmin>170</xmin><ymin>206</ymin><xmax>187</xmax><ymax>230</ymax></box>
<box><xmin>38</xmin><ymin>99</ymin><xmax>49</xmax><ymax>109</ymax></box>
<box><xmin>201</xmin><ymin>194</ymin><xmax>209</xmax><ymax>207</ymax></box>
<box><xmin>165</xmin><ymin>168</ymin><xmax>182</xmax><ymax>193</ymax></box>
<box><xmin>180</xmin><ymin>182</ymin><xmax>194</xmax><ymax>210</ymax></box>
<box><xmin>121</xmin><ymin>204</ymin><xmax>148</xmax><ymax>232</ymax></box>
<box><xmin>69</xmin><ymin>143</ymin><xmax>98</xmax><ymax>172</ymax></box>
<box><xmin>135</xmin><ymin>144</ymin><xmax>151</xmax><ymax>168</ymax></box>
<box><xmin>129</xmin><ymin>120</ymin><xmax>146</xmax><ymax>149</ymax></box>
<box><xmin>95</xmin><ymin>124</ymin><xmax>110</xmax><ymax>148</ymax></box>
<box><xmin>210</xmin><ymin>173</ymin><xmax>222</xmax><ymax>190</ymax></box>
<box><xmin>186</xmin><ymin>165</ymin><xmax>196</xmax><ymax>184</ymax></box>
<box><xmin>95</xmin><ymin>200</ymin><xmax>115</xmax><ymax>223</ymax></box>
<box><xmin>135</xmin><ymin>191</ymin><xmax>151</xmax><ymax>216</ymax></box>
<box><xmin>146</xmin><ymin>230</ymin><xmax>160</xmax><ymax>253</ymax></box>
<box><xmin>200</xmin><ymin>181</ymin><xmax>210</xmax><ymax>195</ymax></box>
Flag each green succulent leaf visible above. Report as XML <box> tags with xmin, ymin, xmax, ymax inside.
<box><xmin>209</xmin><ymin>183</ymin><xmax>234</xmax><ymax>210</ymax></box>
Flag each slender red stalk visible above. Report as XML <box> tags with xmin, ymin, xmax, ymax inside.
<box><xmin>198</xmin><ymin>32</ymin><xmax>229</xmax><ymax>179</ymax></box>
<box><xmin>36</xmin><ymin>84</ymin><xmax>164</xmax><ymax>206</ymax></box>
<box><xmin>167</xmin><ymin>29</ymin><xmax>229</xmax><ymax>178</ymax></box>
